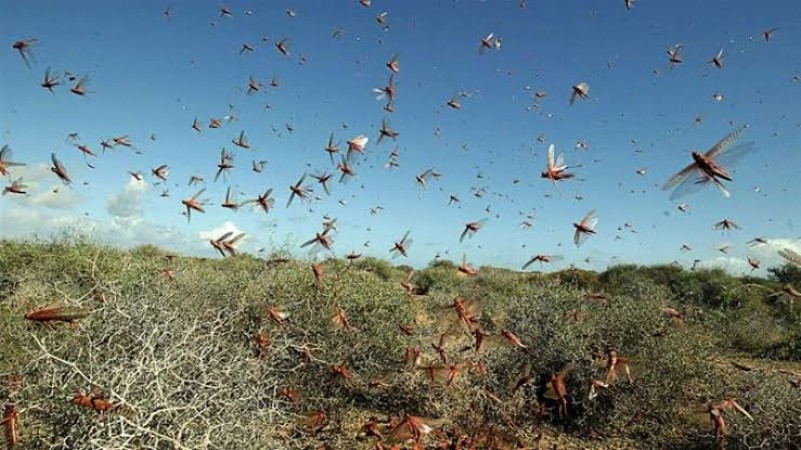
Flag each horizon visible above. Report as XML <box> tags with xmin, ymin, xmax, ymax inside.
<box><xmin>2</xmin><ymin>1</ymin><xmax>801</xmax><ymax>275</ymax></box>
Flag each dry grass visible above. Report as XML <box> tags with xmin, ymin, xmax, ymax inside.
<box><xmin>1</xmin><ymin>239</ymin><xmax>800</xmax><ymax>449</ymax></box>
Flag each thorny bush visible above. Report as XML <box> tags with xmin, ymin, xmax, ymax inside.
<box><xmin>1</xmin><ymin>240</ymin><xmax>800</xmax><ymax>449</ymax></box>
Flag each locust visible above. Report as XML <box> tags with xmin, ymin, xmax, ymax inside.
<box><xmin>25</xmin><ymin>305</ymin><xmax>90</xmax><ymax>329</ymax></box>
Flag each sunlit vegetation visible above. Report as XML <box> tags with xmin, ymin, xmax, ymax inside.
<box><xmin>2</xmin><ymin>239</ymin><xmax>800</xmax><ymax>449</ymax></box>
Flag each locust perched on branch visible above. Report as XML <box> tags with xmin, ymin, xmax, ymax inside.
<box><xmin>24</xmin><ymin>305</ymin><xmax>89</xmax><ymax>329</ymax></box>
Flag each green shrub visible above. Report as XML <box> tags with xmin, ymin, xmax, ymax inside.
<box><xmin>550</xmin><ymin>268</ymin><xmax>599</xmax><ymax>291</ymax></box>
<box><xmin>427</xmin><ymin>259</ymin><xmax>457</xmax><ymax>270</ymax></box>
<box><xmin>769</xmin><ymin>263</ymin><xmax>801</xmax><ymax>285</ymax></box>
<box><xmin>350</xmin><ymin>256</ymin><xmax>395</xmax><ymax>282</ymax></box>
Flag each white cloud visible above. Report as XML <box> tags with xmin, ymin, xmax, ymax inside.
<box><xmin>26</xmin><ymin>184</ymin><xmax>83</xmax><ymax>209</ymax></box>
<box><xmin>1</xmin><ymin>172</ymin><xmax>223</xmax><ymax>257</ymax></box>
<box><xmin>107</xmin><ymin>178</ymin><xmax>148</xmax><ymax>219</ymax></box>
<box><xmin>0</xmin><ymin>203</ymin><xmax>203</xmax><ymax>256</ymax></box>
<box><xmin>199</xmin><ymin>221</ymin><xmax>247</xmax><ymax>243</ymax></box>
<box><xmin>3</xmin><ymin>163</ymin><xmax>50</xmax><ymax>184</ymax></box>
<box><xmin>748</xmin><ymin>238</ymin><xmax>801</xmax><ymax>266</ymax></box>
<box><xmin>3</xmin><ymin>163</ymin><xmax>83</xmax><ymax>209</ymax></box>
<box><xmin>0</xmin><ymin>207</ymin><xmax>98</xmax><ymax>239</ymax></box>
<box><xmin>697</xmin><ymin>256</ymin><xmax>751</xmax><ymax>273</ymax></box>
<box><xmin>102</xmin><ymin>216</ymin><xmax>197</xmax><ymax>251</ymax></box>
<box><xmin>695</xmin><ymin>237</ymin><xmax>801</xmax><ymax>275</ymax></box>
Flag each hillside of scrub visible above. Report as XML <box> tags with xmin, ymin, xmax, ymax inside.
<box><xmin>1</xmin><ymin>239</ymin><xmax>801</xmax><ymax>449</ymax></box>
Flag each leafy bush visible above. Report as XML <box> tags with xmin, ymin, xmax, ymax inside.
<box><xmin>427</xmin><ymin>259</ymin><xmax>457</xmax><ymax>270</ymax></box>
<box><xmin>350</xmin><ymin>256</ymin><xmax>395</xmax><ymax>282</ymax></box>
<box><xmin>550</xmin><ymin>268</ymin><xmax>599</xmax><ymax>291</ymax></box>
<box><xmin>769</xmin><ymin>263</ymin><xmax>801</xmax><ymax>286</ymax></box>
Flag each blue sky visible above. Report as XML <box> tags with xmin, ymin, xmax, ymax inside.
<box><xmin>1</xmin><ymin>0</ymin><xmax>800</xmax><ymax>273</ymax></box>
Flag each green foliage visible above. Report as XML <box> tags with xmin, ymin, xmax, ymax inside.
<box><xmin>350</xmin><ymin>256</ymin><xmax>395</xmax><ymax>281</ymax></box>
<box><xmin>550</xmin><ymin>267</ymin><xmax>599</xmax><ymax>290</ymax></box>
<box><xmin>427</xmin><ymin>259</ymin><xmax>456</xmax><ymax>270</ymax></box>
<box><xmin>769</xmin><ymin>263</ymin><xmax>801</xmax><ymax>285</ymax></box>
<box><xmin>1</xmin><ymin>239</ymin><xmax>800</xmax><ymax>450</ymax></box>
<box><xmin>129</xmin><ymin>243</ymin><xmax>169</xmax><ymax>259</ymax></box>
<box><xmin>413</xmin><ymin>265</ymin><xmax>464</xmax><ymax>295</ymax></box>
